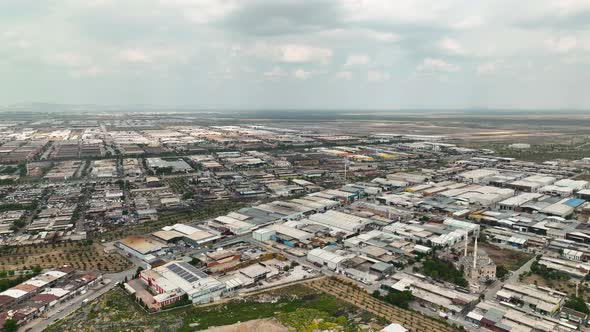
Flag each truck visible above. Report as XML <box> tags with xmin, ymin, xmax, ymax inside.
<box><xmin>82</xmin><ymin>298</ymin><xmax>89</xmax><ymax>304</ymax></box>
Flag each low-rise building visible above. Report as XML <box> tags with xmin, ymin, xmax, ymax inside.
<box><xmin>139</xmin><ymin>261</ymin><xmax>224</xmax><ymax>307</ymax></box>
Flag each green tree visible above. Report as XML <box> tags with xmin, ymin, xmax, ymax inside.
<box><xmin>3</xmin><ymin>318</ymin><xmax>17</xmax><ymax>332</ymax></box>
<box><xmin>422</xmin><ymin>257</ymin><xmax>468</xmax><ymax>287</ymax></box>
<box><xmin>565</xmin><ymin>297</ymin><xmax>590</xmax><ymax>314</ymax></box>
<box><xmin>496</xmin><ymin>265</ymin><xmax>509</xmax><ymax>280</ymax></box>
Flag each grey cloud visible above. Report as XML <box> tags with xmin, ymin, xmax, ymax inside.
<box><xmin>217</xmin><ymin>0</ymin><xmax>344</xmax><ymax>36</ymax></box>
<box><xmin>0</xmin><ymin>0</ymin><xmax>590</xmax><ymax>109</ymax></box>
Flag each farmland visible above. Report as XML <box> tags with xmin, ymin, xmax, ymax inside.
<box><xmin>0</xmin><ymin>241</ymin><xmax>131</xmax><ymax>273</ymax></box>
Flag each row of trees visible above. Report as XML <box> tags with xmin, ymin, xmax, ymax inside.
<box><xmin>372</xmin><ymin>289</ymin><xmax>413</xmax><ymax>309</ymax></box>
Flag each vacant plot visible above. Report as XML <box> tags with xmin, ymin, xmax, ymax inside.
<box><xmin>471</xmin><ymin>242</ymin><xmax>533</xmax><ymax>271</ymax></box>
<box><xmin>201</xmin><ymin>319</ymin><xmax>287</xmax><ymax>332</ymax></box>
<box><xmin>44</xmin><ymin>282</ymin><xmax>383</xmax><ymax>332</ymax></box>
<box><xmin>0</xmin><ymin>242</ymin><xmax>131</xmax><ymax>273</ymax></box>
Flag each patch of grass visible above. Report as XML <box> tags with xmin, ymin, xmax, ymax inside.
<box><xmin>45</xmin><ymin>284</ymin><xmax>376</xmax><ymax>332</ymax></box>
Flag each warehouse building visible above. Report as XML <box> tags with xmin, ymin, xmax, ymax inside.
<box><xmin>466</xmin><ymin>300</ymin><xmax>577</xmax><ymax>332</ymax></box>
<box><xmin>538</xmin><ymin>256</ymin><xmax>590</xmax><ymax>279</ymax></box>
<box><xmin>139</xmin><ymin>261</ymin><xmax>224</xmax><ymax>307</ymax></box>
<box><xmin>152</xmin><ymin>223</ymin><xmax>220</xmax><ymax>246</ymax></box>
<box><xmin>496</xmin><ymin>283</ymin><xmax>565</xmax><ymax>316</ymax></box>
<box><xmin>307</xmin><ymin>247</ymin><xmax>351</xmax><ymax>270</ymax></box>
<box><xmin>456</xmin><ymin>169</ymin><xmax>499</xmax><ymax>184</ymax></box>
<box><xmin>306</xmin><ymin>210</ymin><xmax>372</xmax><ymax>234</ymax></box>
<box><xmin>116</xmin><ymin>236</ymin><xmax>168</xmax><ymax>262</ymax></box>
<box><xmin>384</xmin><ymin>272</ymin><xmax>477</xmax><ymax>314</ymax></box>
<box><xmin>267</xmin><ymin>224</ymin><xmax>313</xmax><ymax>246</ymax></box>
<box><xmin>508</xmin><ymin>174</ymin><xmax>556</xmax><ymax>192</ymax></box>
<box><xmin>498</xmin><ymin>193</ymin><xmax>544</xmax><ymax>211</ymax></box>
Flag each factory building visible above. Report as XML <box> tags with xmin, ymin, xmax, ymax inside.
<box><xmin>139</xmin><ymin>261</ymin><xmax>224</xmax><ymax>307</ymax></box>
<box><xmin>307</xmin><ymin>247</ymin><xmax>350</xmax><ymax>270</ymax></box>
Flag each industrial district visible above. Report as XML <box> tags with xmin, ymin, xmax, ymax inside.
<box><xmin>2</xmin><ymin>112</ymin><xmax>590</xmax><ymax>332</ymax></box>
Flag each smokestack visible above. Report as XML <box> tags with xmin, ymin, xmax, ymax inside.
<box><xmin>473</xmin><ymin>234</ymin><xmax>478</xmax><ymax>270</ymax></box>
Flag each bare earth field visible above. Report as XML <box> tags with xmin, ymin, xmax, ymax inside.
<box><xmin>201</xmin><ymin>319</ymin><xmax>288</xmax><ymax>332</ymax></box>
<box><xmin>469</xmin><ymin>242</ymin><xmax>533</xmax><ymax>271</ymax></box>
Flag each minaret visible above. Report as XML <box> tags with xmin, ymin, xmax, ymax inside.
<box><xmin>473</xmin><ymin>234</ymin><xmax>478</xmax><ymax>270</ymax></box>
<box><xmin>464</xmin><ymin>229</ymin><xmax>468</xmax><ymax>257</ymax></box>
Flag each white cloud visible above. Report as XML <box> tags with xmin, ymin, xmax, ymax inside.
<box><xmin>550</xmin><ymin>0</ymin><xmax>590</xmax><ymax>15</ymax></box>
<box><xmin>477</xmin><ymin>61</ymin><xmax>500</xmax><ymax>75</ymax></box>
<box><xmin>545</xmin><ymin>36</ymin><xmax>578</xmax><ymax>53</ymax></box>
<box><xmin>367</xmin><ymin>70</ymin><xmax>390</xmax><ymax>82</ymax></box>
<box><xmin>340</xmin><ymin>0</ymin><xmax>446</xmax><ymax>23</ymax></box>
<box><xmin>335</xmin><ymin>71</ymin><xmax>353</xmax><ymax>80</ymax></box>
<box><xmin>416</xmin><ymin>58</ymin><xmax>460</xmax><ymax>73</ymax></box>
<box><xmin>48</xmin><ymin>52</ymin><xmax>87</xmax><ymax>67</ymax></box>
<box><xmin>452</xmin><ymin>15</ymin><xmax>484</xmax><ymax>29</ymax></box>
<box><xmin>160</xmin><ymin>0</ymin><xmax>238</xmax><ymax>23</ymax></box>
<box><xmin>345</xmin><ymin>54</ymin><xmax>371</xmax><ymax>66</ymax></box>
<box><xmin>366</xmin><ymin>31</ymin><xmax>400</xmax><ymax>42</ymax></box>
<box><xmin>263</xmin><ymin>66</ymin><xmax>285</xmax><ymax>80</ymax></box>
<box><xmin>117</xmin><ymin>48</ymin><xmax>183</xmax><ymax>64</ymax></box>
<box><xmin>439</xmin><ymin>37</ymin><xmax>465</xmax><ymax>55</ymax></box>
<box><xmin>119</xmin><ymin>49</ymin><xmax>152</xmax><ymax>63</ymax></box>
<box><xmin>278</xmin><ymin>44</ymin><xmax>332</xmax><ymax>64</ymax></box>
<box><xmin>70</xmin><ymin>65</ymin><xmax>104</xmax><ymax>79</ymax></box>
<box><xmin>293</xmin><ymin>68</ymin><xmax>311</xmax><ymax>80</ymax></box>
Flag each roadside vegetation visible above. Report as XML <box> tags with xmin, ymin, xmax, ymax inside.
<box><xmin>44</xmin><ymin>283</ymin><xmax>381</xmax><ymax>332</ymax></box>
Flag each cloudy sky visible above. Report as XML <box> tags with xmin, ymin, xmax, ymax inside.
<box><xmin>1</xmin><ymin>0</ymin><xmax>590</xmax><ymax>109</ymax></box>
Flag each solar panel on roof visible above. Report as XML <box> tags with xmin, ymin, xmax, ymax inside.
<box><xmin>166</xmin><ymin>262</ymin><xmax>210</xmax><ymax>283</ymax></box>
<box><xmin>178</xmin><ymin>262</ymin><xmax>209</xmax><ymax>279</ymax></box>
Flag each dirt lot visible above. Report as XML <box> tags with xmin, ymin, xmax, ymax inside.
<box><xmin>0</xmin><ymin>242</ymin><xmax>131</xmax><ymax>273</ymax></box>
<box><xmin>470</xmin><ymin>242</ymin><xmax>533</xmax><ymax>271</ymax></box>
<box><xmin>201</xmin><ymin>319</ymin><xmax>288</xmax><ymax>332</ymax></box>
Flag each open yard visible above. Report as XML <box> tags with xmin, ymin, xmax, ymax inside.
<box><xmin>0</xmin><ymin>241</ymin><xmax>131</xmax><ymax>273</ymax></box>
<box><xmin>200</xmin><ymin>319</ymin><xmax>287</xmax><ymax>332</ymax></box>
<box><xmin>472</xmin><ymin>242</ymin><xmax>533</xmax><ymax>271</ymax></box>
<box><xmin>44</xmin><ymin>282</ymin><xmax>386</xmax><ymax>332</ymax></box>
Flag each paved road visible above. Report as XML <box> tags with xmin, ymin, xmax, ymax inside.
<box><xmin>483</xmin><ymin>255</ymin><xmax>536</xmax><ymax>301</ymax></box>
